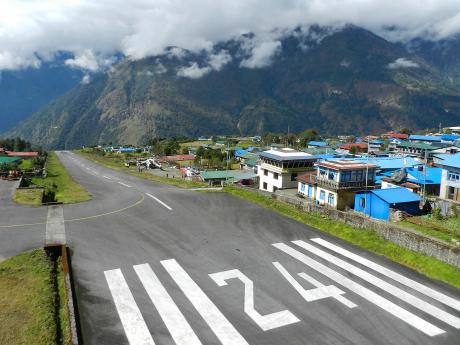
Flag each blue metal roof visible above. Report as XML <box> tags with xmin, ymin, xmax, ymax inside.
<box><xmin>437</xmin><ymin>152</ymin><xmax>460</xmax><ymax>169</ymax></box>
<box><xmin>409</xmin><ymin>135</ymin><xmax>442</xmax><ymax>142</ymax></box>
<box><xmin>441</xmin><ymin>134</ymin><xmax>460</xmax><ymax>141</ymax></box>
<box><xmin>308</xmin><ymin>141</ymin><xmax>328</xmax><ymax>147</ymax></box>
<box><xmin>405</xmin><ymin>167</ymin><xmax>441</xmax><ymax>184</ymax></box>
<box><xmin>371</xmin><ymin>187</ymin><xmax>421</xmax><ymax>204</ymax></box>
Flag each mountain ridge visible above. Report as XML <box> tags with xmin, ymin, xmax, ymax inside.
<box><xmin>8</xmin><ymin>26</ymin><xmax>460</xmax><ymax>148</ymax></box>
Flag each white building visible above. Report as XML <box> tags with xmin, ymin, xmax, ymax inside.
<box><xmin>257</xmin><ymin>148</ymin><xmax>317</xmax><ymax>192</ymax></box>
<box><xmin>436</xmin><ymin>153</ymin><xmax>460</xmax><ymax>203</ymax></box>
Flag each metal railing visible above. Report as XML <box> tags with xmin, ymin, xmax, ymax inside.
<box><xmin>310</xmin><ymin>174</ymin><xmax>374</xmax><ymax>190</ymax></box>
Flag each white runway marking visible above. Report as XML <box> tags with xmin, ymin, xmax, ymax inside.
<box><xmin>209</xmin><ymin>269</ymin><xmax>300</xmax><ymax>331</ymax></box>
<box><xmin>293</xmin><ymin>240</ymin><xmax>460</xmax><ymax>329</ymax></box>
<box><xmin>146</xmin><ymin>193</ymin><xmax>172</xmax><ymax>210</ymax></box>
<box><xmin>118</xmin><ymin>181</ymin><xmax>132</xmax><ymax>188</ymax></box>
<box><xmin>161</xmin><ymin>259</ymin><xmax>249</xmax><ymax>345</ymax></box>
<box><xmin>134</xmin><ymin>264</ymin><xmax>202</xmax><ymax>345</ymax></box>
<box><xmin>311</xmin><ymin>237</ymin><xmax>460</xmax><ymax>312</ymax></box>
<box><xmin>273</xmin><ymin>243</ymin><xmax>444</xmax><ymax>336</ymax></box>
<box><xmin>273</xmin><ymin>262</ymin><xmax>356</xmax><ymax>308</ymax></box>
<box><xmin>103</xmin><ymin>175</ymin><xmax>112</xmax><ymax>180</ymax></box>
<box><xmin>104</xmin><ymin>269</ymin><xmax>156</xmax><ymax>345</ymax></box>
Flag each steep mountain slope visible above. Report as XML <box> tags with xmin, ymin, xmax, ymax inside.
<box><xmin>10</xmin><ymin>26</ymin><xmax>460</xmax><ymax>148</ymax></box>
<box><xmin>0</xmin><ymin>62</ymin><xmax>83</xmax><ymax>132</ymax></box>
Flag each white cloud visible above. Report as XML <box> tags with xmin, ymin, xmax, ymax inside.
<box><xmin>240</xmin><ymin>41</ymin><xmax>282</xmax><ymax>68</ymax></box>
<box><xmin>387</xmin><ymin>58</ymin><xmax>420</xmax><ymax>69</ymax></box>
<box><xmin>2</xmin><ymin>1</ymin><xmax>460</xmax><ymax>71</ymax></box>
<box><xmin>81</xmin><ymin>74</ymin><xmax>91</xmax><ymax>84</ymax></box>
<box><xmin>177</xmin><ymin>62</ymin><xmax>211</xmax><ymax>79</ymax></box>
<box><xmin>208</xmin><ymin>50</ymin><xmax>232</xmax><ymax>71</ymax></box>
<box><xmin>65</xmin><ymin>50</ymin><xmax>116</xmax><ymax>72</ymax></box>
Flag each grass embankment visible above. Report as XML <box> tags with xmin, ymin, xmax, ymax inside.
<box><xmin>400</xmin><ymin>216</ymin><xmax>460</xmax><ymax>243</ymax></box>
<box><xmin>32</xmin><ymin>152</ymin><xmax>91</xmax><ymax>204</ymax></box>
<box><xmin>224</xmin><ymin>186</ymin><xmax>460</xmax><ymax>289</ymax></box>
<box><xmin>13</xmin><ymin>188</ymin><xmax>44</xmax><ymax>206</ymax></box>
<box><xmin>0</xmin><ymin>249</ymin><xmax>71</xmax><ymax>345</ymax></box>
<box><xmin>77</xmin><ymin>150</ymin><xmax>208</xmax><ymax>189</ymax></box>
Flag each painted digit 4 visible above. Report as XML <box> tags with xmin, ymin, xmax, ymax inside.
<box><xmin>209</xmin><ymin>269</ymin><xmax>300</xmax><ymax>331</ymax></box>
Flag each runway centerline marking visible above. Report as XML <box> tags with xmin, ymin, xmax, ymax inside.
<box><xmin>161</xmin><ymin>259</ymin><xmax>249</xmax><ymax>345</ymax></box>
<box><xmin>310</xmin><ymin>237</ymin><xmax>460</xmax><ymax>312</ymax></box>
<box><xmin>104</xmin><ymin>269</ymin><xmax>156</xmax><ymax>345</ymax></box>
<box><xmin>118</xmin><ymin>181</ymin><xmax>132</xmax><ymax>188</ymax></box>
<box><xmin>103</xmin><ymin>175</ymin><xmax>112</xmax><ymax>180</ymax></box>
<box><xmin>273</xmin><ymin>242</ymin><xmax>444</xmax><ymax>336</ymax></box>
<box><xmin>146</xmin><ymin>193</ymin><xmax>172</xmax><ymax>211</ymax></box>
<box><xmin>293</xmin><ymin>240</ymin><xmax>460</xmax><ymax>329</ymax></box>
<box><xmin>134</xmin><ymin>263</ymin><xmax>202</xmax><ymax>345</ymax></box>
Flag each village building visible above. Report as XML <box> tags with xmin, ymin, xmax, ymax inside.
<box><xmin>354</xmin><ymin>187</ymin><xmax>421</xmax><ymax>221</ymax></box>
<box><xmin>436</xmin><ymin>153</ymin><xmax>460</xmax><ymax>203</ymax></box>
<box><xmin>257</xmin><ymin>148</ymin><xmax>317</xmax><ymax>192</ymax></box>
<box><xmin>297</xmin><ymin>160</ymin><xmax>376</xmax><ymax>210</ymax></box>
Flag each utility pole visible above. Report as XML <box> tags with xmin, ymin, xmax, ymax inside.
<box><xmin>365</xmin><ymin>137</ymin><xmax>369</xmax><ymax>190</ymax></box>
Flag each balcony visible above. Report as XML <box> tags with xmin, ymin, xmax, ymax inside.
<box><xmin>309</xmin><ymin>174</ymin><xmax>374</xmax><ymax>190</ymax></box>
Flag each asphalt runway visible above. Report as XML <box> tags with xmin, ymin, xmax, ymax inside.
<box><xmin>2</xmin><ymin>151</ymin><xmax>460</xmax><ymax>345</ymax></box>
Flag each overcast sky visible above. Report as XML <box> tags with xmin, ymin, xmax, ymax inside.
<box><xmin>1</xmin><ymin>0</ymin><xmax>460</xmax><ymax>72</ymax></box>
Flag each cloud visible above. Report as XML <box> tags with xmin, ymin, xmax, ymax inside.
<box><xmin>387</xmin><ymin>58</ymin><xmax>420</xmax><ymax>69</ymax></box>
<box><xmin>81</xmin><ymin>74</ymin><xmax>91</xmax><ymax>84</ymax></box>
<box><xmin>240</xmin><ymin>41</ymin><xmax>281</xmax><ymax>68</ymax></box>
<box><xmin>2</xmin><ymin>1</ymin><xmax>460</xmax><ymax>71</ymax></box>
<box><xmin>177</xmin><ymin>62</ymin><xmax>211</xmax><ymax>79</ymax></box>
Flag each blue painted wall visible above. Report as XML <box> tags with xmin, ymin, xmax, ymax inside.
<box><xmin>354</xmin><ymin>192</ymin><xmax>420</xmax><ymax>221</ymax></box>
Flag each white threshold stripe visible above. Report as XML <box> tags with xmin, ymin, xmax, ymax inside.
<box><xmin>134</xmin><ymin>264</ymin><xmax>202</xmax><ymax>345</ymax></box>
<box><xmin>311</xmin><ymin>237</ymin><xmax>460</xmax><ymax>312</ymax></box>
<box><xmin>273</xmin><ymin>243</ymin><xmax>444</xmax><ymax>336</ymax></box>
<box><xmin>118</xmin><ymin>181</ymin><xmax>132</xmax><ymax>188</ymax></box>
<box><xmin>161</xmin><ymin>259</ymin><xmax>249</xmax><ymax>345</ymax></box>
<box><xmin>146</xmin><ymin>193</ymin><xmax>172</xmax><ymax>211</ymax></box>
<box><xmin>104</xmin><ymin>269</ymin><xmax>156</xmax><ymax>345</ymax></box>
<box><xmin>103</xmin><ymin>175</ymin><xmax>112</xmax><ymax>180</ymax></box>
<box><xmin>293</xmin><ymin>240</ymin><xmax>460</xmax><ymax>329</ymax></box>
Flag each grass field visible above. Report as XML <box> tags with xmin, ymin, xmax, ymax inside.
<box><xmin>224</xmin><ymin>186</ymin><xmax>460</xmax><ymax>289</ymax></box>
<box><xmin>13</xmin><ymin>188</ymin><xmax>44</xmax><ymax>206</ymax></box>
<box><xmin>18</xmin><ymin>159</ymin><xmax>33</xmax><ymax>171</ymax></box>
<box><xmin>32</xmin><ymin>152</ymin><xmax>91</xmax><ymax>204</ymax></box>
<box><xmin>0</xmin><ymin>249</ymin><xmax>71</xmax><ymax>345</ymax></box>
<box><xmin>401</xmin><ymin>216</ymin><xmax>460</xmax><ymax>243</ymax></box>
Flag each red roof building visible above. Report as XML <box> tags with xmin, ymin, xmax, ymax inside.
<box><xmin>160</xmin><ymin>154</ymin><xmax>194</xmax><ymax>162</ymax></box>
<box><xmin>382</xmin><ymin>132</ymin><xmax>409</xmax><ymax>140</ymax></box>
<box><xmin>6</xmin><ymin>151</ymin><xmax>39</xmax><ymax>158</ymax></box>
<box><xmin>338</xmin><ymin>143</ymin><xmax>368</xmax><ymax>150</ymax></box>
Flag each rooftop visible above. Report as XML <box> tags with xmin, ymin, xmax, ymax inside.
<box><xmin>409</xmin><ymin>135</ymin><xmax>442</xmax><ymax>142</ymax></box>
<box><xmin>317</xmin><ymin>160</ymin><xmax>377</xmax><ymax>170</ymax></box>
<box><xmin>0</xmin><ymin>156</ymin><xmax>21</xmax><ymax>164</ymax></box>
<box><xmin>369</xmin><ymin>187</ymin><xmax>421</xmax><ymax>204</ymax></box>
<box><xmin>307</xmin><ymin>141</ymin><xmax>328</xmax><ymax>147</ymax></box>
<box><xmin>436</xmin><ymin>152</ymin><xmax>460</xmax><ymax>169</ymax></box>
<box><xmin>338</xmin><ymin>143</ymin><xmax>368</xmax><ymax>150</ymax></box>
<box><xmin>200</xmin><ymin>170</ymin><xmax>257</xmax><ymax>180</ymax></box>
<box><xmin>6</xmin><ymin>151</ymin><xmax>39</xmax><ymax>157</ymax></box>
<box><xmin>329</xmin><ymin>156</ymin><xmax>420</xmax><ymax>170</ymax></box>
<box><xmin>259</xmin><ymin>148</ymin><xmax>316</xmax><ymax>161</ymax></box>
<box><xmin>397</xmin><ymin>141</ymin><xmax>436</xmax><ymax>150</ymax></box>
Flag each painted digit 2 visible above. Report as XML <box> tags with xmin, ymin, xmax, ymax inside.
<box><xmin>209</xmin><ymin>269</ymin><xmax>300</xmax><ymax>331</ymax></box>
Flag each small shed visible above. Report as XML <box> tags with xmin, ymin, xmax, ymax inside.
<box><xmin>354</xmin><ymin>187</ymin><xmax>421</xmax><ymax>221</ymax></box>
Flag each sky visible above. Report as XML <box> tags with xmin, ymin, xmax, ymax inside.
<box><xmin>1</xmin><ymin>0</ymin><xmax>460</xmax><ymax>73</ymax></box>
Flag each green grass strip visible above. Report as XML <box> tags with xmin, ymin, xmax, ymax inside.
<box><xmin>13</xmin><ymin>188</ymin><xmax>44</xmax><ymax>206</ymax></box>
<box><xmin>32</xmin><ymin>151</ymin><xmax>91</xmax><ymax>204</ymax></box>
<box><xmin>0</xmin><ymin>249</ymin><xmax>57</xmax><ymax>345</ymax></box>
<box><xmin>224</xmin><ymin>186</ymin><xmax>460</xmax><ymax>289</ymax></box>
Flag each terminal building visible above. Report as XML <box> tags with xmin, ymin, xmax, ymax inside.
<box><xmin>257</xmin><ymin>148</ymin><xmax>317</xmax><ymax>193</ymax></box>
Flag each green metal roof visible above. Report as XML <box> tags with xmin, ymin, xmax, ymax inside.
<box><xmin>244</xmin><ymin>156</ymin><xmax>259</xmax><ymax>167</ymax></box>
<box><xmin>0</xmin><ymin>156</ymin><xmax>21</xmax><ymax>164</ymax></box>
<box><xmin>397</xmin><ymin>142</ymin><xmax>436</xmax><ymax>150</ymax></box>
<box><xmin>200</xmin><ymin>170</ymin><xmax>257</xmax><ymax>180</ymax></box>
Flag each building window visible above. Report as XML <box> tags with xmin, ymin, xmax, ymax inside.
<box><xmin>360</xmin><ymin>197</ymin><xmax>366</xmax><ymax>208</ymax></box>
<box><xmin>328</xmin><ymin>193</ymin><xmax>334</xmax><ymax>206</ymax></box>
<box><xmin>307</xmin><ymin>185</ymin><xmax>312</xmax><ymax>197</ymax></box>
<box><xmin>300</xmin><ymin>183</ymin><xmax>305</xmax><ymax>192</ymax></box>
<box><xmin>319</xmin><ymin>190</ymin><xmax>325</xmax><ymax>201</ymax></box>
<box><xmin>264</xmin><ymin>169</ymin><xmax>268</xmax><ymax>176</ymax></box>
<box><xmin>291</xmin><ymin>173</ymin><xmax>298</xmax><ymax>181</ymax></box>
<box><xmin>263</xmin><ymin>182</ymin><xmax>267</xmax><ymax>190</ymax></box>
<box><xmin>273</xmin><ymin>172</ymin><xmax>279</xmax><ymax>180</ymax></box>
<box><xmin>448</xmin><ymin>172</ymin><xmax>460</xmax><ymax>181</ymax></box>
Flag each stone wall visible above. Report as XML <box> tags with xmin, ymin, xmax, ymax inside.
<box><xmin>235</xmin><ymin>185</ymin><xmax>460</xmax><ymax>267</ymax></box>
